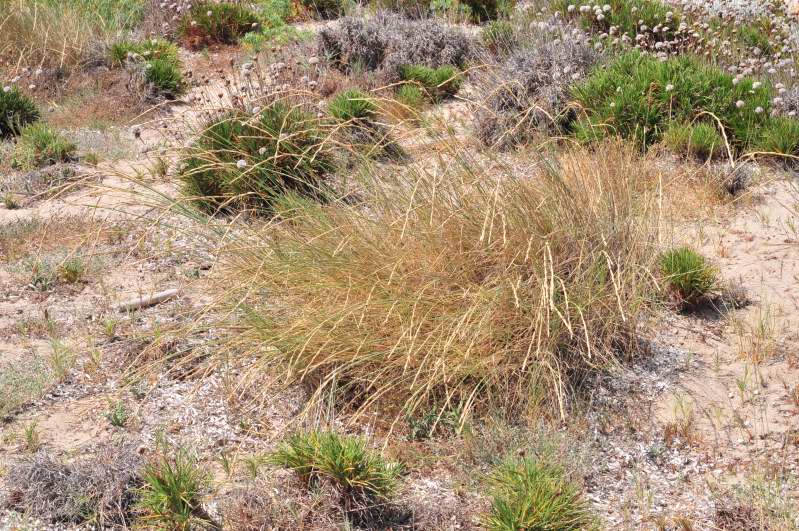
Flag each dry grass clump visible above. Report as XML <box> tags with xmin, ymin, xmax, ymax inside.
<box><xmin>317</xmin><ymin>12</ymin><xmax>473</xmax><ymax>84</ymax></box>
<box><xmin>211</xmin><ymin>140</ymin><xmax>660</xmax><ymax>422</ymax></box>
<box><xmin>3</xmin><ymin>444</ymin><xmax>143</xmax><ymax>527</ymax></box>
<box><xmin>0</xmin><ymin>0</ymin><xmax>139</xmax><ymax>74</ymax></box>
<box><xmin>222</xmin><ymin>474</ymin><xmax>345</xmax><ymax>529</ymax></box>
<box><xmin>473</xmin><ymin>28</ymin><xmax>599</xmax><ymax>148</ymax></box>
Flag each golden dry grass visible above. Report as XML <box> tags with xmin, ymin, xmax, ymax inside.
<box><xmin>190</xmin><ymin>138</ymin><xmax>664</xmax><ymax>427</ymax></box>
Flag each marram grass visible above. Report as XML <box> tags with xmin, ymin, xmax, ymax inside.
<box><xmin>206</xmin><ymin>138</ymin><xmax>661</xmax><ymax>423</ymax></box>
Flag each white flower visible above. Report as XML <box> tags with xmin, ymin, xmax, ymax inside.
<box><xmin>206</xmin><ymin>10</ymin><xmax>213</xmax><ymax>16</ymax></box>
<box><xmin>258</xmin><ymin>147</ymin><xmax>267</xmax><ymax>155</ymax></box>
<box><xmin>28</xmin><ymin>84</ymin><xmax>36</xmax><ymax>90</ymax></box>
<box><xmin>236</xmin><ymin>159</ymin><xmax>247</xmax><ymax>169</ymax></box>
<box><xmin>732</xmin><ymin>77</ymin><xmax>740</xmax><ymax>85</ymax></box>
<box><xmin>665</xmin><ymin>83</ymin><xmax>674</xmax><ymax>91</ymax></box>
<box><xmin>603</xmin><ymin>4</ymin><xmax>610</xmax><ymax>10</ymax></box>
<box><xmin>735</xmin><ymin>100</ymin><xmax>745</xmax><ymax>108</ymax></box>
<box><xmin>252</xmin><ymin>106</ymin><xmax>261</xmax><ymax>114</ymax></box>
<box><xmin>754</xmin><ymin>106</ymin><xmax>763</xmax><ymax>114</ymax></box>
<box><xmin>2</xmin><ymin>86</ymin><xmax>10</xmax><ymax>93</ymax></box>
<box><xmin>567</xmin><ymin>4</ymin><xmax>576</xmax><ymax>11</ymax></box>
<box><xmin>752</xmin><ymin>81</ymin><xmax>762</xmax><ymax>89</ymax></box>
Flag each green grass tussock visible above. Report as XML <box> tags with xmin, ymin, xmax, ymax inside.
<box><xmin>178</xmin><ymin>1</ymin><xmax>259</xmax><ymax>49</ymax></box>
<box><xmin>399</xmin><ymin>64</ymin><xmax>462</xmax><ymax>102</ymax></box>
<box><xmin>484</xmin><ymin>457</ymin><xmax>592</xmax><ymax>530</ymax></box>
<box><xmin>109</xmin><ymin>39</ymin><xmax>179</xmax><ymax>67</ymax></box>
<box><xmin>660</xmin><ymin>246</ymin><xmax>717</xmax><ymax>306</ymax></box>
<box><xmin>270</xmin><ymin>431</ymin><xmax>403</xmax><ymax>515</ymax></box>
<box><xmin>137</xmin><ymin>449</ymin><xmax>212</xmax><ymax>530</ymax></box>
<box><xmin>0</xmin><ymin>86</ymin><xmax>40</xmax><ymax>138</ymax></box>
<box><xmin>328</xmin><ymin>89</ymin><xmax>376</xmax><ymax>122</ymax></box>
<box><xmin>573</xmin><ymin>50</ymin><xmax>778</xmax><ymax>152</ymax></box>
<box><xmin>662</xmin><ymin>122</ymin><xmax>724</xmax><ymax>161</ymax></box>
<box><xmin>12</xmin><ymin>123</ymin><xmax>77</xmax><ymax>170</ymax></box>
<box><xmin>179</xmin><ymin>102</ymin><xmax>334</xmax><ymax>214</ymax></box>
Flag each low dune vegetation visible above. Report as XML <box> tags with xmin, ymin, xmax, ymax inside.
<box><xmin>2</xmin><ymin>0</ymin><xmax>799</xmax><ymax>528</ymax></box>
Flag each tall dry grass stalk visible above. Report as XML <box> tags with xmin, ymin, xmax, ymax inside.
<box><xmin>0</xmin><ymin>0</ymin><xmax>131</xmax><ymax>73</ymax></box>
<box><xmin>196</xmin><ymin>136</ymin><xmax>662</xmax><ymax>426</ymax></box>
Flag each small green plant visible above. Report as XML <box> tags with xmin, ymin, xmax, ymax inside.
<box><xmin>178</xmin><ymin>1</ymin><xmax>259</xmax><ymax>49</ymax></box>
<box><xmin>4</xmin><ymin>193</ymin><xmax>20</xmax><ymax>210</ymax></box>
<box><xmin>484</xmin><ymin>457</ymin><xmax>591</xmax><ymax>530</ymax></box>
<box><xmin>57</xmin><ymin>256</ymin><xmax>85</xmax><ymax>284</ymax></box>
<box><xmin>179</xmin><ymin>103</ymin><xmax>334</xmax><ymax>213</ymax></box>
<box><xmin>481</xmin><ymin>19</ymin><xmax>514</xmax><ymax>54</ymax></box>
<box><xmin>0</xmin><ymin>86</ymin><xmax>40</xmax><ymax>138</ymax></box>
<box><xmin>27</xmin><ymin>258</ymin><xmax>56</xmax><ymax>291</ymax></box>
<box><xmin>137</xmin><ymin>449</ymin><xmax>213</xmax><ymax>530</ymax></box>
<box><xmin>755</xmin><ymin>117</ymin><xmax>799</xmax><ymax>157</ymax></box>
<box><xmin>12</xmin><ymin>123</ymin><xmax>76</xmax><ymax>170</ymax></box>
<box><xmin>145</xmin><ymin>57</ymin><xmax>187</xmax><ymax>98</ymax></box>
<box><xmin>460</xmin><ymin>0</ymin><xmax>512</xmax><ymax>21</ymax></box>
<box><xmin>109</xmin><ymin>39</ymin><xmax>179</xmax><ymax>67</ymax></box>
<box><xmin>400</xmin><ymin>64</ymin><xmax>462</xmax><ymax>102</ymax></box>
<box><xmin>660</xmin><ymin>247</ymin><xmax>718</xmax><ymax>306</ymax></box>
<box><xmin>269</xmin><ymin>431</ymin><xmax>404</xmax><ymax>515</ymax></box>
<box><xmin>328</xmin><ymin>89</ymin><xmax>376</xmax><ymax>122</ymax></box>
<box><xmin>23</xmin><ymin>421</ymin><xmax>41</xmax><ymax>453</ymax></box>
<box><xmin>406</xmin><ymin>406</ymin><xmax>462</xmax><ymax>441</ymax></box>
<box><xmin>49</xmin><ymin>339</ymin><xmax>76</xmax><ymax>381</ymax></box>
<box><xmin>395</xmin><ymin>84</ymin><xmax>424</xmax><ymax>110</ymax></box>
<box><xmin>83</xmin><ymin>151</ymin><xmax>100</xmax><ymax>166</ymax></box>
<box><xmin>109</xmin><ymin>39</ymin><xmax>185</xmax><ymax>98</ymax></box>
<box><xmin>662</xmin><ymin>122</ymin><xmax>724</xmax><ymax>161</ymax></box>
<box><xmin>106</xmin><ymin>401</ymin><xmax>128</xmax><ymax>427</ymax></box>
<box><xmin>298</xmin><ymin>0</ymin><xmax>349</xmax><ymax>19</ymax></box>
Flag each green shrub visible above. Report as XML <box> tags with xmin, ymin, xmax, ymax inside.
<box><xmin>660</xmin><ymin>247</ymin><xmax>717</xmax><ymax>306</ymax></box>
<box><xmin>400</xmin><ymin>64</ymin><xmax>462</xmax><ymax>102</ymax></box>
<box><xmin>328</xmin><ymin>89</ymin><xmax>376</xmax><ymax>122</ymax></box>
<box><xmin>12</xmin><ymin>123</ymin><xmax>76</xmax><ymax>170</ymax></box>
<box><xmin>179</xmin><ymin>103</ymin><xmax>335</xmax><ymax>213</ymax></box>
<box><xmin>177</xmin><ymin>1</ymin><xmax>259</xmax><ymax>49</ymax></box>
<box><xmin>269</xmin><ymin>431</ymin><xmax>404</xmax><ymax>515</ymax></box>
<box><xmin>556</xmin><ymin>0</ymin><xmax>678</xmax><ymax>41</ymax></box>
<box><xmin>0</xmin><ymin>86</ymin><xmax>40</xmax><ymax>138</ymax></box>
<box><xmin>481</xmin><ymin>19</ymin><xmax>514</xmax><ymax>54</ymax></box>
<box><xmin>137</xmin><ymin>449</ymin><xmax>211</xmax><ymax>530</ymax></box>
<box><xmin>755</xmin><ymin>117</ymin><xmax>799</xmax><ymax>156</ymax></box>
<box><xmin>484</xmin><ymin>457</ymin><xmax>591</xmax><ymax>531</ymax></box>
<box><xmin>662</xmin><ymin>122</ymin><xmax>724</xmax><ymax>161</ymax></box>
<box><xmin>572</xmin><ymin>50</ymin><xmax>774</xmax><ymax>152</ymax></box>
<box><xmin>395</xmin><ymin>83</ymin><xmax>424</xmax><ymax>109</ymax></box>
